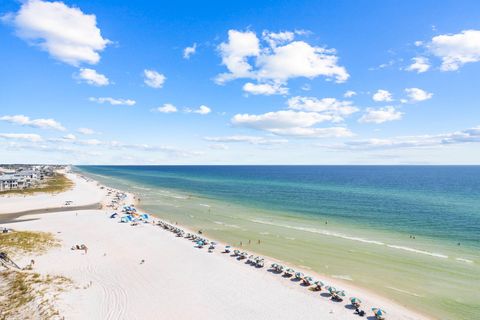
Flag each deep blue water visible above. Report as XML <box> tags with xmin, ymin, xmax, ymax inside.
<box><xmin>77</xmin><ymin>165</ymin><xmax>480</xmax><ymax>248</ymax></box>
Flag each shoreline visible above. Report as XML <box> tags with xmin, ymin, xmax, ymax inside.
<box><xmin>1</xmin><ymin>170</ymin><xmax>432</xmax><ymax>319</ymax></box>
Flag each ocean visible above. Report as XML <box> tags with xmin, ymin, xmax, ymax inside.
<box><xmin>76</xmin><ymin>165</ymin><xmax>480</xmax><ymax>319</ymax></box>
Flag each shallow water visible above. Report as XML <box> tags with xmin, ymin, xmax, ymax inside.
<box><xmin>76</xmin><ymin>165</ymin><xmax>480</xmax><ymax>319</ymax></box>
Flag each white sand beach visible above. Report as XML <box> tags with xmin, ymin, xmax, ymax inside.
<box><xmin>0</xmin><ymin>172</ymin><xmax>430</xmax><ymax>320</ymax></box>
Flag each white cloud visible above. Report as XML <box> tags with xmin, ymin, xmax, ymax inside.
<box><xmin>216</xmin><ymin>30</ymin><xmax>260</xmax><ymax>83</ymax></box>
<box><xmin>429</xmin><ymin>30</ymin><xmax>480</xmax><ymax>71</ymax></box>
<box><xmin>216</xmin><ymin>29</ymin><xmax>348</xmax><ymax>85</ymax></box>
<box><xmin>262</xmin><ymin>30</ymin><xmax>295</xmax><ymax>47</ymax></box>
<box><xmin>406</xmin><ymin>57</ymin><xmax>430</xmax><ymax>73</ymax></box>
<box><xmin>287</xmin><ymin>96</ymin><xmax>359</xmax><ymax>122</ymax></box>
<box><xmin>243</xmin><ymin>82</ymin><xmax>288</xmax><ymax>95</ymax></box>
<box><xmin>0</xmin><ymin>114</ymin><xmax>65</xmax><ymax>131</ymax></box>
<box><xmin>156</xmin><ymin>104</ymin><xmax>178</xmax><ymax>113</ymax></box>
<box><xmin>77</xmin><ymin>68</ymin><xmax>109</xmax><ymax>86</ymax></box>
<box><xmin>89</xmin><ymin>97</ymin><xmax>136</xmax><ymax>106</ymax></box>
<box><xmin>231</xmin><ymin>110</ymin><xmax>353</xmax><ymax>138</ymax></box>
<box><xmin>204</xmin><ymin>135</ymin><xmax>288</xmax><ymax>145</ymax></box>
<box><xmin>405</xmin><ymin>88</ymin><xmax>433</xmax><ymax>102</ymax></box>
<box><xmin>359</xmin><ymin>106</ymin><xmax>403</xmax><ymax>124</ymax></box>
<box><xmin>77</xmin><ymin>127</ymin><xmax>95</xmax><ymax>135</ymax></box>
<box><xmin>183</xmin><ymin>43</ymin><xmax>197</xmax><ymax>59</ymax></box>
<box><xmin>335</xmin><ymin>126</ymin><xmax>480</xmax><ymax>150</ymax></box>
<box><xmin>0</xmin><ymin>133</ymin><xmax>43</xmax><ymax>142</ymax></box>
<box><xmin>7</xmin><ymin>0</ymin><xmax>110</xmax><ymax>66</ymax></box>
<box><xmin>144</xmin><ymin>69</ymin><xmax>166</xmax><ymax>88</ymax></box>
<box><xmin>344</xmin><ymin>90</ymin><xmax>357</xmax><ymax>98</ymax></box>
<box><xmin>372</xmin><ymin>89</ymin><xmax>393</xmax><ymax>102</ymax></box>
<box><xmin>185</xmin><ymin>105</ymin><xmax>211</xmax><ymax>115</ymax></box>
<box><xmin>63</xmin><ymin>133</ymin><xmax>76</xmax><ymax>140</ymax></box>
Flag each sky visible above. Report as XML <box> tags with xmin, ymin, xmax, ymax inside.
<box><xmin>1</xmin><ymin>0</ymin><xmax>480</xmax><ymax>165</ymax></box>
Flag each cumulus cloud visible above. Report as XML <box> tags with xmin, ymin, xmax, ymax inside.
<box><xmin>287</xmin><ymin>96</ymin><xmax>359</xmax><ymax>122</ymax></box>
<box><xmin>404</xmin><ymin>88</ymin><xmax>433</xmax><ymax>102</ymax></box>
<box><xmin>0</xmin><ymin>133</ymin><xmax>43</xmax><ymax>142</ymax></box>
<box><xmin>6</xmin><ymin>0</ymin><xmax>110</xmax><ymax>66</ymax></box>
<box><xmin>77</xmin><ymin>68</ymin><xmax>109</xmax><ymax>86</ymax></box>
<box><xmin>77</xmin><ymin>127</ymin><xmax>95</xmax><ymax>135</ymax></box>
<box><xmin>184</xmin><ymin>105</ymin><xmax>211</xmax><ymax>115</ymax></box>
<box><xmin>359</xmin><ymin>106</ymin><xmax>403</xmax><ymax>124</ymax></box>
<box><xmin>428</xmin><ymin>29</ymin><xmax>480</xmax><ymax>71</ymax></box>
<box><xmin>372</xmin><ymin>89</ymin><xmax>393</xmax><ymax>102</ymax></box>
<box><xmin>406</xmin><ymin>57</ymin><xmax>430</xmax><ymax>73</ymax></box>
<box><xmin>216</xmin><ymin>29</ymin><xmax>348</xmax><ymax>86</ymax></box>
<box><xmin>0</xmin><ymin>115</ymin><xmax>65</xmax><ymax>131</ymax></box>
<box><xmin>204</xmin><ymin>135</ymin><xmax>288</xmax><ymax>145</ymax></box>
<box><xmin>344</xmin><ymin>90</ymin><xmax>357</xmax><ymax>98</ymax></box>
<box><xmin>183</xmin><ymin>43</ymin><xmax>197</xmax><ymax>59</ymax></box>
<box><xmin>231</xmin><ymin>110</ymin><xmax>353</xmax><ymax>138</ymax></box>
<box><xmin>155</xmin><ymin>104</ymin><xmax>178</xmax><ymax>113</ymax></box>
<box><xmin>334</xmin><ymin>126</ymin><xmax>480</xmax><ymax>150</ymax></box>
<box><xmin>243</xmin><ymin>82</ymin><xmax>288</xmax><ymax>95</ymax></box>
<box><xmin>89</xmin><ymin>97</ymin><xmax>136</xmax><ymax>106</ymax></box>
<box><xmin>144</xmin><ymin>69</ymin><xmax>166</xmax><ymax>88</ymax></box>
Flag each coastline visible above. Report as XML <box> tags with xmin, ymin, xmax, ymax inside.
<box><xmin>1</xmin><ymin>170</ymin><xmax>431</xmax><ymax>319</ymax></box>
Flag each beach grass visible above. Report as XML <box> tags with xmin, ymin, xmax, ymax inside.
<box><xmin>0</xmin><ymin>231</ymin><xmax>69</xmax><ymax>320</ymax></box>
<box><xmin>0</xmin><ymin>231</ymin><xmax>60</xmax><ymax>257</ymax></box>
<box><xmin>0</xmin><ymin>173</ymin><xmax>73</xmax><ymax>196</ymax></box>
<box><xmin>0</xmin><ymin>270</ymin><xmax>71</xmax><ymax>320</ymax></box>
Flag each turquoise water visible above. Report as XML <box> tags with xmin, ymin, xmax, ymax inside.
<box><xmin>77</xmin><ymin>165</ymin><xmax>480</xmax><ymax>319</ymax></box>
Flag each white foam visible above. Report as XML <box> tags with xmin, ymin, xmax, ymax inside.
<box><xmin>331</xmin><ymin>275</ymin><xmax>353</xmax><ymax>281</ymax></box>
<box><xmin>386</xmin><ymin>286</ymin><xmax>424</xmax><ymax>297</ymax></box>
<box><xmin>455</xmin><ymin>257</ymin><xmax>474</xmax><ymax>263</ymax></box>
<box><xmin>199</xmin><ymin>203</ymin><xmax>211</xmax><ymax>207</ymax></box>
<box><xmin>249</xmin><ymin>219</ymin><xmax>449</xmax><ymax>260</ymax></box>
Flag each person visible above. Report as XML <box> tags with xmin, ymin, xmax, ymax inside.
<box><xmin>240</xmin><ymin>241</ymin><xmax>243</xmax><ymax>246</ymax></box>
<box><xmin>140</xmin><ymin>259</ymin><xmax>145</xmax><ymax>264</ymax></box>
<box><xmin>248</xmin><ymin>240</ymin><xmax>251</xmax><ymax>244</ymax></box>
<box><xmin>258</xmin><ymin>239</ymin><xmax>261</xmax><ymax>244</ymax></box>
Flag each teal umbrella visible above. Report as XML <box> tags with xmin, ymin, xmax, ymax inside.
<box><xmin>372</xmin><ymin>308</ymin><xmax>386</xmax><ymax>317</ymax></box>
<box><xmin>303</xmin><ymin>276</ymin><xmax>313</xmax><ymax>283</ymax></box>
<box><xmin>350</xmin><ymin>297</ymin><xmax>362</xmax><ymax>305</ymax></box>
<box><xmin>327</xmin><ymin>286</ymin><xmax>337</xmax><ymax>293</ymax></box>
<box><xmin>285</xmin><ymin>268</ymin><xmax>295</xmax><ymax>274</ymax></box>
<box><xmin>295</xmin><ymin>272</ymin><xmax>304</xmax><ymax>279</ymax></box>
<box><xmin>314</xmin><ymin>280</ymin><xmax>325</xmax><ymax>287</ymax></box>
<box><xmin>336</xmin><ymin>290</ymin><xmax>346</xmax><ymax>297</ymax></box>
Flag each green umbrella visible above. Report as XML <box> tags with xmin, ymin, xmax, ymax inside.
<box><xmin>350</xmin><ymin>297</ymin><xmax>362</xmax><ymax>305</ymax></box>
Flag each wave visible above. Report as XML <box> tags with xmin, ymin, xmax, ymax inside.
<box><xmin>249</xmin><ymin>219</ymin><xmax>449</xmax><ymax>259</ymax></box>
<box><xmin>385</xmin><ymin>286</ymin><xmax>424</xmax><ymax>297</ymax></box>
<box><xmin>331</xmin><ymin>274</ymin><xmax>353</xmax><ymax>281</ymax></box>
<box><xmin>199</xmin><ymin>203</ymin><xmax>211</xmax><ymax>207</ymax></box>
<box><xmin>386</xmin><ymin>245</ymin><xmax>448</xmax><ymax>259</ymax></box>
<box><xmin>213</xmin><ymin>221</ymin><xmax>240</xmax><ymax>229</ymax></box>
<box><xmin>455</xmin><ymin>257</ymin><xmax>474</xmax><ymax>263</ymax></box>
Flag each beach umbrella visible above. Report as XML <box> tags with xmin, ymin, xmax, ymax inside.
<box><xmin>285</xmin><ymin>268</ymin><xmax>295</xmax><ymax>274</ymax></box>
<box><xmin>303</xmin><ymin>276</ymin><xmax>313</xmax><ymax>284</ymax></box>
<box><xmin>271</xmin><ymin>263</ymin><xmax>278</xmax><ymax>268</ymax></box>
<box><xmin>336</xmin><ymin>290</ymin><xmax>346</xmax><ymax>297</ymax></box>
<box><xmin>314</xmin><ymin>280</ymin><xmax>325</xmax><ymax>287</ymax></box>
<box><xmin>327</xmin><ymin>286</ymin><xmax>337</xmax><ymax>293</ymax></box>
<box><xmin>350</xmin><ymin>297</ymin><xmax>362</xmax><ymax>305</ymax></box>
<box><xmin>372</xmin><ymin>308</ymin><xmax>386</xmax><ymax>316</ymax></box>
<box><xmin>295</xmin><ymin>272</ymin><xmax>304</xmax><ymax>279</ymax></box>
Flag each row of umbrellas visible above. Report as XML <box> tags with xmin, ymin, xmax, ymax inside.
<box><xmin>151</xmin><ymin>217</ymin><xmax>387</xmax><ymax>319</ymax></box>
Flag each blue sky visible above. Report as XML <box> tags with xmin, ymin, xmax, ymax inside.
<box><xmin>1</xmin><ymin>0</ymin><xmax>480</xmax><ymax>164</ymax></box>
